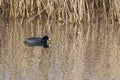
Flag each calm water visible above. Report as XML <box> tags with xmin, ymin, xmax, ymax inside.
<box><xmin>0</xmin><ymin>19</ymin><xmax>120</xmax><ymax>80</ymax></box>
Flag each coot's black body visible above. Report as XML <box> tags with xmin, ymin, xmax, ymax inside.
<box><xmin>24</xmin><ymin>36</ymin><xmax>49</xmax><ymax>48</ymax></box>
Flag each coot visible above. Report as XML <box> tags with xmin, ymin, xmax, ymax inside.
<box><xmin>24</xmin><ymin>35</ymin><xmax>50</xmax><ymax>48</ymax></box>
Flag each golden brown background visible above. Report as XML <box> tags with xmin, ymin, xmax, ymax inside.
<box><xmin>0</xmin><ymin>0</ymin><xmax>120</xmax><ymax>80</ymax></box>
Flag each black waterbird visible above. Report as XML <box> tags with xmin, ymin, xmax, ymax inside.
<box><xmin>24</xmin><ymin>35</ymin><xmax>50</xmax><ymax>48</ymax></box>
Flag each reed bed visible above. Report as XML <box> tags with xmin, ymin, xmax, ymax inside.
<box><xmin>0</xmin><ymin>0</ymin><xmax>120</xmax><ymax>80</ymax></box>
<box><xmin>0</xmin><ymin>0</ymin><xmax>119</xmax><ymax>24</ymax></box>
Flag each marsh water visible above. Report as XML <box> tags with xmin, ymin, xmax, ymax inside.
<box><xmin>0</xmin><ymin>18</ymin><xmax>120</xmax><ymax>80</ymax></box>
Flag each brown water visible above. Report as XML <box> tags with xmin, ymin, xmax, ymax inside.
<box><xmin>0</xmin><ymin>19</ymin><xmax>120</xmax><ymax>80</ymax></box>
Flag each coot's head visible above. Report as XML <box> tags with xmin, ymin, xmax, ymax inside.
<box><xmin>43</xmin><ymin>36</ymin><xmax>49</xmax><ymax>40</ymax></box>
